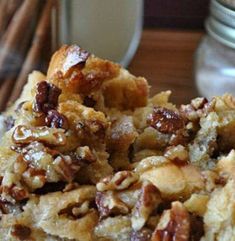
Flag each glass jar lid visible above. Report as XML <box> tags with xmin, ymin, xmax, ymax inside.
<box><xmin>206</xmin><ymin>0</ymin><xmax>235</xmax><ymax>48</ymax></box>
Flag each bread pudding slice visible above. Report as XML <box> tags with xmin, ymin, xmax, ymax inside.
<box><xmin>1</xmin><ymin>45</ymin><xmax>235</xmax><ymax>241</ymax></box>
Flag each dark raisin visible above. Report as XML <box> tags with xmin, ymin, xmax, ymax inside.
<box><xmin>45</xmin><ymin>110</ymin><xmax>69</xmax><ymax>130</ymax></box>
<box><xmin>11</xmin><ymin>224</ymin><xmax>31</xmax><ymax>240</ymax></box>
<box><xmin>147</xmin><ymin>107</ymin><xmax>185</xmax><ymax>134</ymax></box>
<box><xmin>34</xmin><ymin>81</ymin><xmax>61</xmax><ymax>113</ymax></box>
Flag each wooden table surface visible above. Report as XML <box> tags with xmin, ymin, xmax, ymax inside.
<box><xmin>128</xmin><ymin>29</ymin><xmax>204</xmax><ymax>105</ymax></box>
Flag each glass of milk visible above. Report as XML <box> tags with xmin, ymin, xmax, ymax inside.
<box><xmin>59</xmin><ymin>0</ymin><xmax>143</xmax><ymax>67</ymax></box>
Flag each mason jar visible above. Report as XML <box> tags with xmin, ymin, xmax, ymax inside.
<box><xmin>195</xmin><ymin>0</ymin><xmax>235</xmax><ymax>99</ymax></box>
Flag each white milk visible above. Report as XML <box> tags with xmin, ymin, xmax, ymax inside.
<box><xmin>59</xmin><ymin>0</ymin><xmax>143</xmax><ymax>66</ymax></box>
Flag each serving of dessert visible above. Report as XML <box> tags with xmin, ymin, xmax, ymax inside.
<box><xmin>0</xmin><ymin>45</ymin><xmax>234</xmax><ymax>241</ymax></box>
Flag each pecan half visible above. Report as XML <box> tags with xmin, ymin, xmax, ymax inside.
<box><xmin>132</xmin><ymin>182</ymin><xmax>161</xmax><ymax>231</ymax></box>
<box><xmin>33</xmin><ymin>81</ymin><xmax>61</xmax><ymax>113</ymax></box>
<box><xmin>12</xmin><ymin>125</ymin><xmax>66</xmax><ymax>146</ymax></box>
<box><xmin>11</xmin><ymin>224</ymin><xmax>31</xmax><ymax>241</ymax></box>
<box><xmin>96</xmin><ymin>171</ymin><xmax>139</xmax><ymax>192</ymax></box>
<box><xmin>151</xmin><ymin>202</ymin><xmax>190</xmax><ymax>241</ymax></box>
<box><xmin>96</xmin><ymin>191</ymin><xmax>129</xmax><ymax>219</ymax></box>
<box><xmin>45</xmin><ymin>109</ymin><xmax>69</xmax><ymax>130</ymax></box>
<box><xmin>147</xmin><ymin>107</ymin><xmax>185</xmax><ymax>134</ymax></box>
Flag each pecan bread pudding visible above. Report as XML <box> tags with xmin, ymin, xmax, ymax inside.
<box><xmin>0</xmin><ymin>45</ymin><xmax>235</xmax><ymax>241</ymax></box>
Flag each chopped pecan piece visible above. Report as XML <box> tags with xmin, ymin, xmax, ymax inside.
<box><xmin>95</xmin><ymin>192</ymin><xmax>110</xmax><ymax>218</ymax></box>
<box><xmin>0</xmin><ymin>185</ymin><xmax>29</xmax><ymax>202</ymax></box>
<box><xmin>0</xmin><ymin>198</ymin><xmax>17</xmax><ymax>217</ymax></box>
<box><xmin>75</xmin><ymin>146</ymin><xmax>96</xmax><ymax>163</ymax></box>
<box><xmin>53</xmin><ymin>154</ymin><xmax>81</xmax><ymax>182</ymax></box>
<box><xmin>58</xmin><ymin>200</ymin><xmax>90</xmax><ymax>219</ymax></box>
<box><xmin>45</xmin><ymin>109</ymin><xmax>69</xmax><ymax>130</ymax></box>
<box><xmin>10</xmin><ymin>186</ymin><xmax>28</xmax><ymax>201</ymax></box>
<box><xmin>191</xmin><ymin>97</ymin><xmax>208</xmax><ymax>110</ymax></box>
<box><xmin>180</xmin><ymin>97</ymin><xmax>209</xmax><ymax>122</ymax></box>
<box><xmin>13</xmin><ymin>156</ymin><xmax>28</xmax><ymax>175</ymax></box>
<box><xmin>169</xmin><ymin>129</ymin><xmax>190</xmax><ymax>146</ymax></box>
<box><xmin>96</xmin><ymin>191</ymin><xmax>129</xmax><ymax>219</ymax></box>
<box><xmin>33</xmin><ymin>81</ymin><xmax>61</xmax><ymax>113</ymax></box>
<box><xmin>11</xmin><ymin>224</ymin><xmax>31</xmax><ymax>241</ymax></box>
<box><xmin>151</xmin><ymin>202</ymin><xmax>190</xmax><ymax>241</ymax></box>
<box><xmin>22</xmin><ymin>167</ymin><xmax>46</xmax><ymax>190</ymax></box>
<box><xmin>96</xmin><ymin>171</ymin><xmax>139</xmax><ymax>192</ymax></box>
<box><xmin>147</xmin><ymin>107</ymin><xmax>185</xmax><ymax>134</ymax></box>
<box><xmin>131</xmin><ymin>228</ymin><xmax>152</xmax><ymax>241</ymax></box>
<box><xmin>12</xmin><ymin>125</ymin><xmax>66</xmax><ymax>146</ymax></box>
<box><xmin>62</xmin><ymin>45</ymin><xmax>90</xmax><ymax>73</ymax></box>
<box><xmin>79</xmin><ymin>71</ymin><xmax>110</xmax><ymax>94</ymax></box>
<box><xmin>132</xmin><ymin>182</ymin><xmax>161</xmax><ymax>231</ymax></box>
<box><xmin>164</xmin><ymin>145</ymin><xmax>189</xmax><ymax>165</ymax></box>
<box><xmin>76</xmin><ymin>119</ymin><xmax>107</xmax><ymax>140</ymax></box>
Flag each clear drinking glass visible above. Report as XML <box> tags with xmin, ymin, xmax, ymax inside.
<box><xmin>59</xmin><ymin>0</ymin><xmax>143</xmax><ymax>67</ymax></box>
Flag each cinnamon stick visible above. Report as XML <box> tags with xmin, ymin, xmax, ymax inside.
<box><xmin>0</xmin><ymin>3</ymin><xmax>37</xmax><ymax>112</ymax></box>
<box><xmin>0</xmin><ymin>0</ymin><xmax>20</xmax><ymax>38</ymax></box>
<box><xmin>0</xmin><ymin>0</ymin><xmax>39</xmax><ymax>81</ymax></box>
<box><xmin>0</xmin><ymin>0</ymin><xmax>8</xmax><ymax>37</ymax></box>
<box><xmin>0</xmin><ymin>77</ymin><xmax>15</xmax><ymax>112</ymax></box>
<box><xmin>8</xmin><ymin>0</ymin><xmax>54</xmax><ymax>104</ymax></box>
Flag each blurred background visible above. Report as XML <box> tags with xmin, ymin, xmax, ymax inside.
<box><xmin>129</xmin><ymin>0</ymin><xmax>210</xmax><ymax>104</ymax></box>
<box><xmin>0</xmin><ymin>0</ymin><xmax>227</xmax><ymax>111</ymax></box>
<box><xmin>144</xmin><ymin>0</ymin><xmax>209</xmax><ymax>29</ymax></box>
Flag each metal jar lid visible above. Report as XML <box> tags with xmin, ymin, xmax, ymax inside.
<box><xmin>206</xmin><ymin>0</ymin><xmax>235</xmax><ymax>48</ymax></box>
